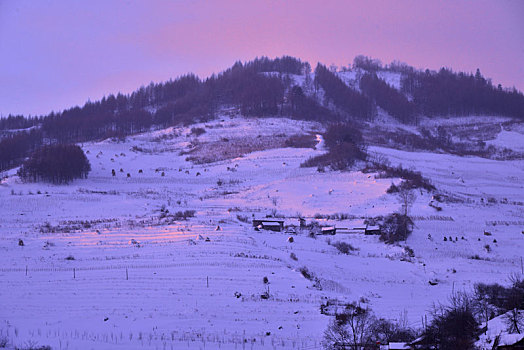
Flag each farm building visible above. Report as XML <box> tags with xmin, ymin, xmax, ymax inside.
<box><xmin>252</xmin><ymin>218</ymin><xmax>284</xmax><ymax>231</ymax></box>
<box><xmin>335</xmin><ymin>227</ymin><xmax>365</xmax><ymax>234</ymax></box>
<box><xmin>365</xmin><ymin>225</ymin><xmax>381</xmax><ymax>235</ymax></box>
<box><xmin>260</xmin><ymin>221</ymin><xmax>283</xmax><ymax>232</ymax></box>
<box><xmin>335</xmin><ymin>224</ymin><xmax>381</xmax><ymax>235</ymax></box>
<box><xmin>321</xmin><ymin>226</ymin><xmax>336</xmax><ymax>235</ymax></box>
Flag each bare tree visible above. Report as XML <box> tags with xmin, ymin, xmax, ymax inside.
<box><xmin>323</xmin><ymin>303</ymin><xmax>375</xmax><ymax>350</ymax></box>
<box><xmin>397</xmin><ymin>187</ymin><xmax>416</xmax><ymax>216</ymax></box>
<box><xmin>504</xmin><ymin>308</ymin><xmax>524</xmax><ymax>334</ymax></box>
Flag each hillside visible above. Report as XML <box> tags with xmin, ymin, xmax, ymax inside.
<box><xmin>1</xmin><ymin>114</ymin><xmax>523</xmax><ymax>349</ymax></box>
<box><xmin>2</xmin><ymin>55</ymin><xmax>524</xmax><ymax>173</ymax></box>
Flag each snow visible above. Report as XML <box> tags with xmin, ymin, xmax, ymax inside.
<box><xmin>487</xmin><ymin>129</ymin><xmax>524</xmax><ymax>152</ymax></box>
<box><xmin>376</xmin><ymin>71</ymin><xmax>402</xmax><ymax>90</ymax></box>
<box><xmin>476</xmin><ymin>310</ymin><xmax>524</xmax><ymax>349</ymax></box>
<box><xmin>1</xmin><ymin>116</ymin><xmax>523</xmax><ymax>349</ymax></box>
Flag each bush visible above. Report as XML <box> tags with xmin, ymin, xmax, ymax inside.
<box><xmin>18</xmin><ymin>144</ymin><xmax>91</xmax><ymax>184</ymax></box>
<box><xmin>0</xmin><ymin>336</ymin><xmax>8</xmax><ymax>348</ymax></box>
<box><xmin>371</xmin><ymin>318</ymin><xmax>417</xmax><ymax>344</ymax></box>
<box><xmin>332</xmin><ymin>241</ymin><xmax>357</xmax><ymax>255</ymax></box>
<box><xmin>236</xmin><ymin>215</ymin><xmax>250</xmax><ymax>223</ymax></box>
<box><xmin>299</xmin><ymin>266</ymin><xmax>313</xmax><ymax>280</ymax></box>
<box><xmin>190</xmin><ymin>127</ymin><xmax>206</xmax><ymax>136</ymax></box>
<box><xmin>373</xmin><ymin>164</ymin><xmax>435</xmax><ymax>191</ymax></box>
<box><xmin>284</xmin><ymin>134</ymin><xmax>317</xmax><ymax>148</ymax></box>
<box><xmin>173</xmin><ymin>210</ymin><xmax>196</xmax><ymax>220</ymax></box>
<box><xmin>474</xmin><ymin>275</ymin><xmax>524</xmax><ymax>312</ymax></box>
<box><xmin>15</xmin><ymin>342</ymin><xmax>51</xmax><ymax>350</ymax></box>
<box><xmin>380</xmin><ymin>214</ymin><xmax>414</xmax><ymax>243</ymax></box>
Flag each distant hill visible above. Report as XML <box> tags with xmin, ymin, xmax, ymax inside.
<box><xmin>1</xmin><ymin>55</ymin><xmax>524</xmax><ymax>171</ymax></box>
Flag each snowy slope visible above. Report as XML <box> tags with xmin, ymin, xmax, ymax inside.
<box><xmin>1</xmin><ymin>116</ymin><xmax>523</xmax><ymax>349</ymax></box>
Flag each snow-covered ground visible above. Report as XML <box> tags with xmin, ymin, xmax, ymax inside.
<box><xmin>1</xmin><ymin>116</ymin><xmax>523</xmax><ymax>349</ymax></box>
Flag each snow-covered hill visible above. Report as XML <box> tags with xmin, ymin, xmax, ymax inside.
<box><xmin>0</xmin><ymin>116</ymin><xmax>523</xmax><ymax>349</ymax></box>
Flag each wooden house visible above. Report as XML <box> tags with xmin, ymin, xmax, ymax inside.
<box><xmin>335</xmin><ymin>227</ymin><xmax>365</xmax><ymax>234</ymax></box>
<box><xmin>321</xmin><ymin>226</ymin><xmax>336</xmax><ymax>235</ymax></box>
<box><xmin>260</xmin><ymin>221</ymin><xmax>282</xmax><ymax>232</ymax></box>
<box><xmin>252</xmin><ymin>218</ymin><xmax>284</xmax><ymax>231</ymax></box>
<box><xmin>365</xmin><ymin>225</ymin><xmax>381</xmax><ymax>235</ymax></box>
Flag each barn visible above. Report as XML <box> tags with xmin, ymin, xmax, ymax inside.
<box><xmin>365</xmin><ymin>225</ymin><xmax>381</xmax><ymax>235</ymax></box>
<box><xmin>252</xmin><ymin>218</ymin><xmax>285</xmax><ymax>232</ymax></box>
<box><xmin>321</xmin><ymin>226</ymin><xmax>336</xmax><ymax>235</ymax></box>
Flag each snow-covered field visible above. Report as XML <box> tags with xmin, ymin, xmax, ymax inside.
<box><xmin>1</xmin><ymin>116</ymin><xmax>523</xmax><ymax>349</ymax></box>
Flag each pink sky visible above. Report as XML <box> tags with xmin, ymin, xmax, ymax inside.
<box><xmin>0</xmin><ymin>0</ymin><xmax>523</xmax><ymax>116</ymax></box>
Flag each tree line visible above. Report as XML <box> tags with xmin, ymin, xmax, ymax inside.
<box><xmin>402</xmin><ymin>67</ymin><xmax>524</xmax><ymax>119</ymax></box>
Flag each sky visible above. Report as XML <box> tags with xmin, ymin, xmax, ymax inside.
<box><xmin>0</xmin><ymin>0</ymin><xmax>523</xmax><ymax>117</ymax></box>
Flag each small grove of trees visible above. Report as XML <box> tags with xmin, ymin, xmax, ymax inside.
<box><xmin>322</xmin><ymin>302</ymin><xmax>416</xmax><ymax>349</ymax></box>
<box><xmin>379</xmin><ymin>213</ymin><xmax>414</xmax><ymax>244</ymax></box>
<box><xmin>301</xmin><ymin>123</ymin><xmax>366</xmax><ymax>170</ymax></box>
<box><xmin>422</xmin><ymin>293</ymin><xmax>480</xmax><ymax>350</ymax></box>
<box><xmin>17</xmin><ymin>144</ymin><xmax>91</xmax><ymax>184</ymax></box>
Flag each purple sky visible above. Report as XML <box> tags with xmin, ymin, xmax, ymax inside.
<box><xmin>1</xmin><ymin>0</ymin><xmax>523</xmax><ymax>116</ymax></box>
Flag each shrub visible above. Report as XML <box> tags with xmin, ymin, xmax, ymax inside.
<box><xmin>18</xmin><ymin>144</ymin><xmax>91</xmax><ymax>184</ymax></box>
<box><xmin>474</xmin><ymin>275</ymin><xmax>524</xmax><ymax>312</ymax></box>
<box><xmin>284</xmin><ymin>134</ymin><xmax>317</xmax><ymax>148</ymax></box>
<box><xmin>15</xmin><ymin>341</ymin><xmax>51</xmax><ymax>350</ymax></box>
<box><xmin>0</xmin><ymin>336</ymin><xmax>8</xmax><ymax>348</ymax></box>
<box><xmin>299</xmin><ymin>266</ymin><xmax>312</xmax><ymax>280</ymax></box>
<box><xmin>372</xmin><ymin>164</ymin><xmax>435</xmax><ymax>191</ymax></box>
<box><xmin>386</xmin><ymin>183</ymin><xmax>399</xmax><ymax>193</ymax></box>
<box><xmin>332</xmin><ymin>241</ymin><xmax>357</xmax><ymax>255</ymax></box>
<box><xmin>190</xmin><ymin>127</ymin><xmax>206</xmax><ymax>136</ymax></box>
<box><xmin>290</xmin><ymin>252</ymin><xmax>298</xmax><ymax>261</ymax></box>
<box><xmin>404</xmin><ymin>246</ymin><xmax>415</xmax><ymax>258</ymax></box>
<box><xmin>236</xmin><ymin>215</ymin><xmax>250</xmax><ymax>223</ymax></box>
<box><xmin>173</xmin><ymin>210</ymin><xmax>196</xmax><ymax>220</ymax></box>
<box><xmin>371</xmin><ymin>318</ymin><xmax>417</xmax><ymax>344</ymax></box>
